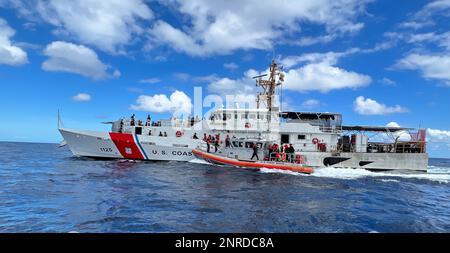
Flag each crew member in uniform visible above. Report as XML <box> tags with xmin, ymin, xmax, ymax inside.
<box><xmin>130</xmin><ymin>114</ymin><xmax>135</xmax><ymax>126</ymax></box>
<box><xmin>145</xmin><ymin>115</ymin><xmax>151</xmax><ymax>126</ymax></box>
<box><xmin>251</xmin><ymin>143</ymin><xmax>259</xmax><ymax>160</ymax></box>
<box><xmin>206</xmin><ymin>136</ymin><xmax>211</xmax><ymax>153</ymax></box>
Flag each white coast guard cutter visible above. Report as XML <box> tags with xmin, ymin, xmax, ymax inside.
<box><xmin>59</xmin><ymin>61</ymin><xmax>428</xmax><ymax>171</ymax></box>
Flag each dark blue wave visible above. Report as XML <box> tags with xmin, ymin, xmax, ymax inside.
<box><xmin>0</xmin><ymin>142</ymin><xmax>449</xmax><ymax>232</ymax></box>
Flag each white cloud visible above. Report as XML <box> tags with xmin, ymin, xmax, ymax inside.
<box><xmin>224</xmin><ymin>62</ymin><xmax>238</xmax><ymax>71</ymax></box>
<box><xmin>130</xmin><ymin>90</ymin><xmax>192</xmax><ymax>116</ymax></box>
<box><xmin>42</xmin><ymin>41</ymin><xmax>120</xmax><ymax>80</ymax></box>
<box><xmin>427</xmin><ymin>128</ymin><xmax>450</xmax><ymax>143</ymax></box>
<box><xmin>406</xmin><ymin>32</ymin><xmax>439</xmax><ymax>43</ymax></box>
<box><xmin>280</xmin><ymin>51</ymin><xmax>349</xmax><ymax>68</ymax></box>
<box><xmin>173</xmin><ymin>72</ymin><xmax>190</xmax><ymax>81</ymax></box>
<box><xmin>395</xmin><ymin>53</ymin><xmax>450</xmax><ymax>85</ymax></box>
<box><xmin>139</xmin><ymin>78</ymin><xmax>160</xmax><ymax>84</ymax></box>
<box><xmin>301</xmin><ymin>99</ymin><xmax>320</xmax><ymax>109</ymax></box>
<box><xmin>148</xmin><ymin>0</ymin><xmax>371</xmax><ymax>56</ymax></box>
<box><xmin>396</xmin><ymin>31</ymin><xmax>450</xmax><ymax>51</ymax></box>
<box><xmin>207</xmin><ymin>51</ymin><xmax>370</xmax><ymax>96</ymax></box>
<box><xmin>0</xmin><ymin>18</ymin><xmax>28</xmax><ymax>66</ymax></box>
<box><xmin>415</xmin><ymin>0</ymin><xmax>450</xmax><ymax>19</ymax></box>
<box><xmin>396</xmin><ymin>0</ymin><xmax>450</xmax><ymax>32</ymax></box>
<box><xmin>5</xmin><ymin>0</ymin><xmax>153</xmax><ymax>53</ymax></box>
<box><xmin>192</xmin><ymin>74</ymin><xmax>220</xmax><ymax>83</ymax></box>
<box><xmin>278</xmin><ymin>49</ymin><xmax>371</xmax><ymax>93</ymax></box>
<box><xmin>294</xmin><ymin>34</ymin><xmax>337</xmax><ymax>46</ymax></box>
<box><xmin>354</xmin><ymin>96</ymin><xmax>408</xmax><ymax>115</ymax></box>
<box><xmin>379</xmin><ymin>77</ymin><xmax>396</xmax><ymax>86</ymax></box>
<box><xmin>4</xmin><ymin>0</ymin><xmax>371</xmax><ymax>56</ymax></box>
<box><xmin>207</xmin><ymin>69</ymin><xmax>259</xmax><ymax>96</ymax></box>
<box><xmin>281</xmin><ymin>46</ymin><xmax>392</xmax><ymax>68</ymax></box>
<box><xmin>72</xmin><ymin>93</ymin><xmax>91</xmax><ymax>102</ymax></box>
<box><xmin>283</xmin><ymin>63</ymin><xmax>371</xmax><ymax>93</ymax></box>
<box><xmin>399</xmin><ymin>21</ymin><xmax>433</xmax><ymax>30</ymax></box>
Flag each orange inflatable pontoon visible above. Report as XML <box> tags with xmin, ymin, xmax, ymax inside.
<box><xmin>192</xmin><ymin>149</ymin><xmax>313</xmax><ymax>174</ymax></box>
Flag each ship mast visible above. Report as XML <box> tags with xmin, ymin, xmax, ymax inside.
<box><xmin>254</xmin><ymin>60</ymin><xmax>285</xmax><ymax>110</ymax></box>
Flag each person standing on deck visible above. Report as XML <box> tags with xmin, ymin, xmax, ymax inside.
<box><xmin>251</xmin><ymin>143</ymin><xmax>259</xmax><ymax>160</ymax></box>
<box><xmin>206</xmin><ymin>137</ymin><xmax>211</xmax><ymax>153</ymax></box>
<box><xmin>130</xmin><ymin>114</ymin><xmax>135</xmax><ymax>126</ymax></box>
<box><xmin>268</xmin><ymin>144</ymin><xmax>273</xmax><ymax>160</ymax></box>
<box><xmin>214</xmin><ymin>137</ymin><xmax>219</xmax><ymax>153</ymax></box>
<box><xmin>231</xmin><ymin>135</ymin><xmax>237</xmax><ymax>147</ymax></box>
<box><xmin>145</xmin><ymin>115</ymin><xmax>151</xmax><ymax>126</ymax></box>
<box><xmin>225</xmin><ymin>135</ymin><xmax>231</xmax><ymax>148</ymax></box>
<box><xmin>215</xmin><ymin>134</ymin><xmax>221</xmax><ymax>146</ymax></box>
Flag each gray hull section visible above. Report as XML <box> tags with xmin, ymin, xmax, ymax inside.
<box><xmin>303</xmin><ymin>152</ymin><xmax>428</xmax><ymax>171</ymax></box>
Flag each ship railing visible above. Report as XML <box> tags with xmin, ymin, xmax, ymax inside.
<box><xmin>394</xmin><ymin>141</ymin><xmax>426</xmax><ymax>154</ymax></box>
<box><xmin>319</xmin><ymin>126</ymin><xmax>342</xmax><ymax>133</ymax></box>
<box><xmin>267</xmin><ymin>153</ymin><xmax>307</xmax><ymax>164</ymax></box>
<box><xmin>197</xmin><ymin>140</ymin><xmax>224</xmax><ymax>153</ymax></box>
<box><xmin>338</xmin><ymin>142</ymin><xmax>427</xmax><ymax>154</ymax></box>
<box><xmin>120</xmin><ymin>118</ymin><xmax>202</xmax><ymax>129</ymax></box>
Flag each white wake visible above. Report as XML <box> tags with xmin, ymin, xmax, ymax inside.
<box><xmin>188</xmin><ymin>158</ymin><xmax>212</xmax><ymax>165</ymax></box>
<box><xmin>260</xmin><ymin>166</ymin><xmax>450</xmax><ymax>183</ymax></box>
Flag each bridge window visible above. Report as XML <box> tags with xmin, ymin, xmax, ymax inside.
<box><xmin>298</xmin><ymin>135</ymin><xmax>306</xmax><ymax>140</ymax></box>
<box><xmin>249</xmin><ymin>114</ymin><xmax>256</xmax><ymax>119</ymax></box>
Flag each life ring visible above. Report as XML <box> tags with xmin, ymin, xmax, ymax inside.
<box><xmin>245</xmin><ymin>122</ymin><xmax>251</xmax><ymax>128</ymax></box>
<box><xmin>312</xmin><ymin>138</ymin><xmax>319</xmax><ymax>144</ymax></box>
<box><xmin>176</xmin><ymin>131</ymin><xmax>183</xmax><ymax>137</ymax></box>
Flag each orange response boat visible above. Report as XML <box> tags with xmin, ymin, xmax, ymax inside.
<box><xmin>192</xmin><ymin>149</ymin><xmax>314</xmax><ymax>174</ymax></box>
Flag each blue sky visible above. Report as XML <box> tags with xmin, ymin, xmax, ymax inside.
<box><xmin>0</xmin><ymin>0</ymin><xmax>449</xmax><ymax>158</ymax></box>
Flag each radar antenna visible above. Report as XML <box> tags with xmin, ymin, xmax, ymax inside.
<box><xmin>252</xmin><ymin>60</ymin><xmax>285</xmax><ymax>110</ymax></box>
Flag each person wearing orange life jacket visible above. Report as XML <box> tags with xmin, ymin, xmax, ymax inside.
<box><xmin>272</xmin><ymin>143</ymin><xmax>279</xmax><ymax>161</ymax></box>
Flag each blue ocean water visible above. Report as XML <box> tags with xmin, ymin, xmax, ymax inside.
<box><xmin>0</xmin><ymin>141</ymin><xmax>449</xmax><ymax>233</ymax></box>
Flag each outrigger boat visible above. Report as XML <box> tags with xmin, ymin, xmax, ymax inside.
<box><xmin>192</xmin><ymin>140</ymin><xmax>314</xmax><ymax>174</ymax></box>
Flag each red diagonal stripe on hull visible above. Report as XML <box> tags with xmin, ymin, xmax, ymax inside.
<box><xmin>109</xmin><ymin>133</ymin><xmax>144</xmax><ymax>160</ymax></box>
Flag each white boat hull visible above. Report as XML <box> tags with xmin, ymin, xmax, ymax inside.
<box><xmin>59</xmin><ymin>128</ymin><xmax>428</xmax><ymax>171</ymax></box>
<box><xmin>59</xmin><ymin>128</ymin><xmax>200</xmax><ymax>161</ymax></box>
